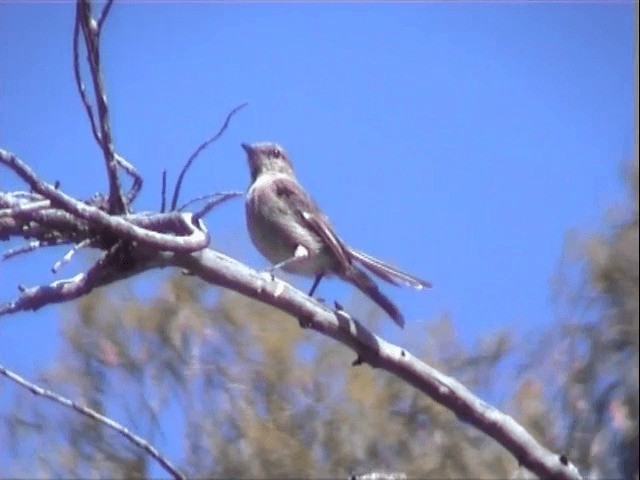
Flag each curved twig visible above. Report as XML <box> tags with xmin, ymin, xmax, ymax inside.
<box><xmin>96</xmin><ymin>0</ymin><xmax>113</xmax><ymax>33</ymax></box>
<box><xmin>170</xmin><ymin>102</ymin><xmax>248</xmax><ymax>211</ymax></box>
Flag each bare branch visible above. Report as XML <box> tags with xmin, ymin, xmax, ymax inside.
<box><xmin>0</xmin><ymin>242</ymin><xmax>168</xmax><ymax>316</ymax></box>
<box><xmin>173</xmin><ymin>249</ymin><xmax>585</xmax><ymax>480</ymax></box>
<box><xmin>192</xmin><ymin>191</ymin><xmax>242</xmax><ymax>221</ymax></box>
<box><xmin>51</xmin><ymin>237</ymin><xmax>94</xmax><ymax>273</ymax></box>
<box><xmin>73</xmin><ymin>4</ymin><xmax>141</xmax><ymax>211</ymax></box>
<box><xmin>115</xmin><ymin>153</ymin><xmax>143</xmax><ymax>204</ymax></box>
<box><xmin>1</xmin><ymin>191</ymin><xmax>90</xmax><ymax>244</ymax></box>
<box><xmin>96</xmin><ymin>0</ymin><xmax>114</xmax><ymax>33</ymax></box>
<box><xmin>1</xmin><ymin>209</ymin><xmax>88</xmax><ymax>245</ymax></box>
<box><xmin>0</xmin><ymin>363</ymin><xmax>186</xmax><ymax>480</ymax></box>
<box><xmin>1</xmin><ymin>150</ymin><xmax>209</xmax><ymax>253</ymax></box>
<box><xmin>161</xmin><ymin>169</ymin><xmax>168</xmax><ymax>213</ymax></box>
<box><xmin>1</xmin><ymin>246</ymin><xmax>117</xmax><ymax>315</ymax></box>
<box><xmin>73</xmin><ymin>9</ymin><xmax>101</xmax><ymax>145</ymax></box>
<box><xmin>3</xmin><ymin>239</ymin><xmax>74</xmax><ymax>261</ymax></box>
<box><xmin>179</xmin><ymin>190</ymin><xmax>242</xmax><ymax>215</ymax></box>
<box><xmin>1</xmin><ymin>191</ymin><xmax>47</xmax><ymax>204</ymax></box>
<box><xmin>0</xmin><ymin>199</ymin><xmax>50</xmax><ymax>218</ymax></box>
<box><xmin>76</xmin><ymin>0</ymin><xmax>126</xmax><ymax>214</ymax></box>
<box><xmin>170</xmin><ymin>102</ymin><xmax>248</xmax><ymax>211</ymax></box>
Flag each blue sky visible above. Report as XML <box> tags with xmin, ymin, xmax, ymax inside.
<box><xmin>0</xmin><ymin>1</ymin><xmax>636</xmax><ymax>473</ymax></box>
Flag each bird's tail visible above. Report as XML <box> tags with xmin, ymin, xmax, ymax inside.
<box><xmin>349</xmin><ymin>248</ymin><xmax>432</xmax><ymax>290</ymax></box>
<box><xmin>344</xmin><ymin>266</ymin><xmax>405</xmax><ymax>328</ymax></box>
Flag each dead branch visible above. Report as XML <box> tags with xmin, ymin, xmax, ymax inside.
<box><xmin>75</xmin><ymin>0</ymin><xmax>126</xmax><ymax>214</ymax></box>
<box><xmin>0</xmin><ymin>242</ymin><xmax>167</xmax><ymax>316</ymax></box>
<box><xmin>175</xmin><ymin>249</ymin><xmax>584</xmax><ymax>480</ymax></box>
<box><xmin>0</xmin><ymin>364</ymin><xmax>186</xmax><ymax>480</ymax></box>
<box><xmin>0</xmin><ymin>150</ymin><xmax>210</xmax><ymax>254</ymax></box>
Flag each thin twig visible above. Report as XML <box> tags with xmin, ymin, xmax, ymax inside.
<box><xmin>2</xmin><ymin>239</ymin><xmax>74</xmax><ymax>261</ymax></box>
<box><xmin>178</xmin><ymin>191</ymin><xmax>243</xmax><ymax>213</ymax></box>
<box><xmin>0</xmin><ymin>241</ymin><xmax>163</xmax><ymax>317</ymax></box>
<box><xmin>115</xmin><ymin>153</ymin><xmax>143</xmax><ymax>205</ymax></box>
<box><xmin>161</xmin><ymin>169</ymin><xmax>167</xmax><ymax>213</ymax></box>
<box><xmin>96</xmin><ymin>0</ymin><xmax>113</xmax><ymax>33</ymax></box>
<box><xmin>1</xmin><ymin>246</ymin><xmax>114</xmax><ymax>316</ymax></box>
<box><xmin>73</xmin><ymin>8</ymin><xmax>101</xmax><ymax>145</ymax></box>
<box><xmin>51</xmin><ymin>237</ymin><xmax>94</xmax><ymax>273</ymax></box>
<box><xmin>192</xmin><ymin>192</ymin><xmax>243</xmax><ymax>221</ymax></box>
<box><xmin>3</xmin><ymin>240</ymin><xmax>45</xmax><ymax>259</ymax></box>
<box><xmin>0</xmin><ymin>363</ymin><xmax>187</xmax><ymax>480</ymax></box>
<box><xmin>77</xmin><ymin>0</ymin><xmax>125</xmax><ymax>214</ymax></box>
<box><xmin>170</xmin><ymin>102</ymin><xmax>248</xmax><ymax>211</ymax></box>
<box><xmin>74</xmin><ymin>2</ymin><xmax>139</xmax><ymax>212</ymax></box>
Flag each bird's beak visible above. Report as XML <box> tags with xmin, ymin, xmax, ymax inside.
<box><xmin>241</xmin><ymin>143</ymin><xmax>253</xmax><ymax>154</ymax></box>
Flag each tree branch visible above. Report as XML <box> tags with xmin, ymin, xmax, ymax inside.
<box><xmin>170</xmin><ymin>102</ymin><xmax>248</xmax><ymax>211</ymax></box>
<box><xmin>175</xmin><ymin>249</ymin><xmax>584</xmax><ymax>480</ymax></box>
<box><xmin>0</xmin><ymin>150</ymin><xmax>210</xmax><ymax>254</ymax></box>
<box><xmin>76</xmin><ymin>0</ymin><xmax>125</xmax><ymax>214</ymax></box>
<box><xmin>0</xmin><ymin>364</ymin><xmax>186</xmax><ymax>480</ymax></box>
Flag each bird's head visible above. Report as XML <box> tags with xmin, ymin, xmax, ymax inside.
<box><xmin>241</xmin><ymin>142</ymin><xmax>294</xmax><ymax>182</ymax></box>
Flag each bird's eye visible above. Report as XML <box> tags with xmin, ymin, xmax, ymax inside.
<box><xmin>272</xmin><ymin>148</ymin><xmax>282</xmax><ymax>158</ymax></box>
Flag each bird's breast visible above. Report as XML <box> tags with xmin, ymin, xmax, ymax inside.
<box><xmin>245</xmin><ymin>180</ymin><xmax>330</xmax><ymax>276</ymax></box>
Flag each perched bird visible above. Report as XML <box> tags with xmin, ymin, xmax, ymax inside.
<box><xmin>241</xmin><ymin>141</ymin><xmax>431</xmax><ymax>327</ymax></box>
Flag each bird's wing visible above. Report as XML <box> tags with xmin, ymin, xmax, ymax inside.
<box><xmin>273</xmin><ymin>176</ymin><xmax>352</xmax><ymax>270</ymax></box>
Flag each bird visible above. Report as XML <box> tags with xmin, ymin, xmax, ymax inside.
<box><xmin>241</xmin><ymin>141</ymin><xmax>431</xmax><ymax>327</ymax></box>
